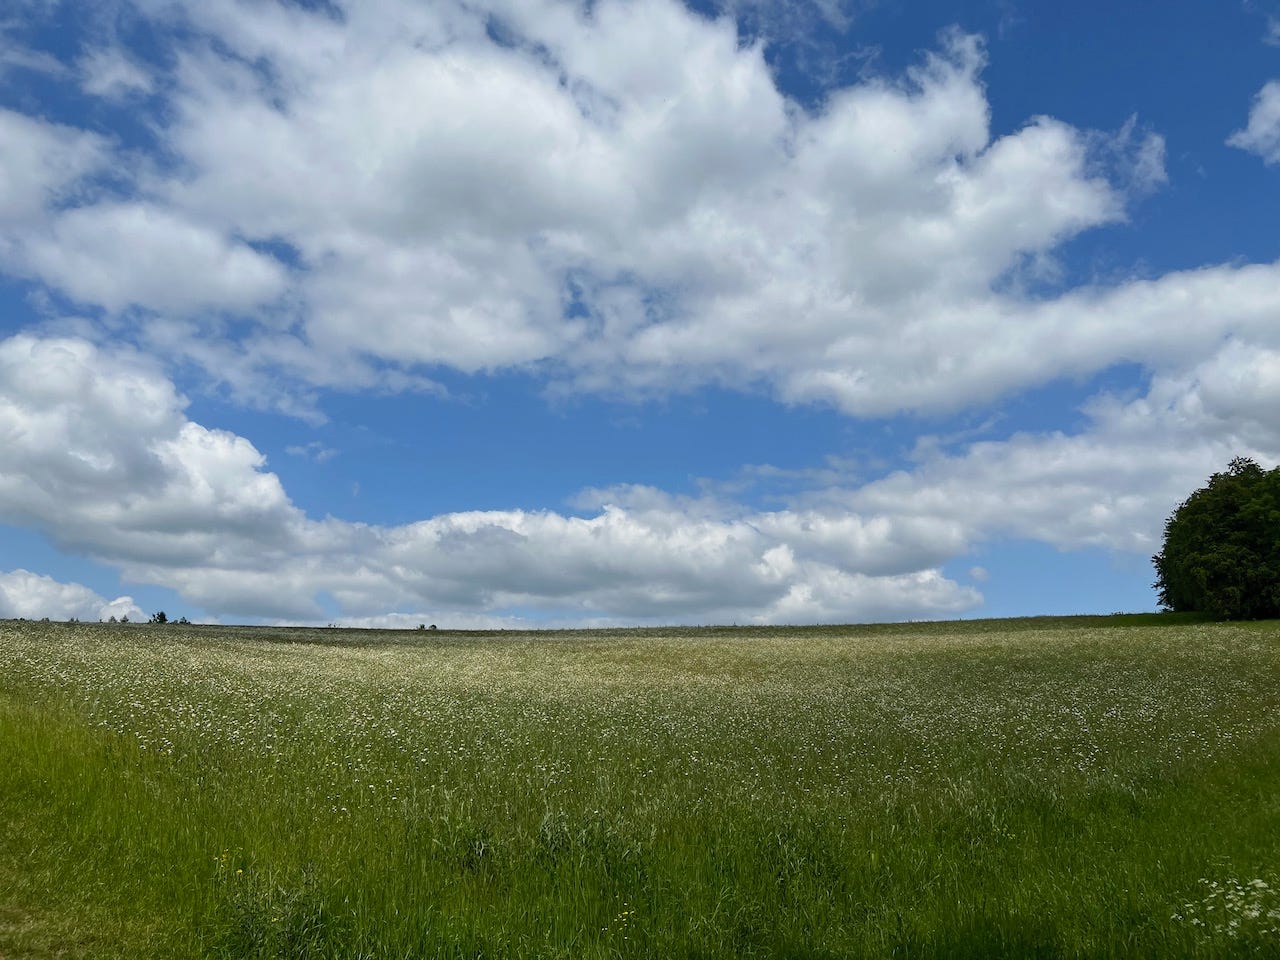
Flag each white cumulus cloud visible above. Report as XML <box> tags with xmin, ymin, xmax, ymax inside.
<box><xmin>843</xmin><ymin>341</ymin><xmax>1280</xmax><ymax>557</ymax></box>
<box><xmin>20</xmin><ymin>202</ymin><xmax>289</xmax><ymax>313</ymax></box>
<box><xmin>0</xmin><ymin>333</ymin><xmax>979</xmax><ymax>624</ymax></box>
<box><xmin>3</xmin><ymin>330</ymin><xmax>1279</xmax><ymax>625</ymax></box>
<box><xmin>0</xmin><ymin>1</ymin><xmax>1195</xmax><ymax>418</ymax></box>
<box><xmin>0</xmin><ymin>569</ymin><xmax>142</xmax><ymax>621</ymax></box>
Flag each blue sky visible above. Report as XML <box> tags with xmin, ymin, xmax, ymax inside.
<box><xmin>1</xmin><ymin>0</ymin><xmax>1279</xmax><ymax>626</ymax></box>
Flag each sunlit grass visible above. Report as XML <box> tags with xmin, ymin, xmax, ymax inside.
<box><xmin>1</xmin><ymin>615</ymin><xmax>1278</xmax><ymax>957</ymax></box>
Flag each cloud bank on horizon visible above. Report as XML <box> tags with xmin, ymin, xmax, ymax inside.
<box><xmin>1</xmin><ymin>0</ymin><xmax>1279</xmax><ymax>625</ymax></box>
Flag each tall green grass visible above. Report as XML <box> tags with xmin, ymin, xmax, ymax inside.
<box><xmin>1</xmin><ymin>617</ymin><xmax>1278</xmax><ymax>957</ymax></box>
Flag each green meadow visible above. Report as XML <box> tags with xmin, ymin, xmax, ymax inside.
<box><xmin>2</xmin><ymin>615</ymin><xmax>1279</xmax><ymax>958</ymax></box>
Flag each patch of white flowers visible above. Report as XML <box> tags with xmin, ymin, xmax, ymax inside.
<box><xmin>1173</xmin><ymin>877</ymin><xmax>1280</xmax><ymax>943</ymax></box>
<box><xmin>0</xmin><ymin>619</ymin><xmax>1278</xmax><ymax>829</ymax></box>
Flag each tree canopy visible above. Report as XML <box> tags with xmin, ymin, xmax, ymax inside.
<box><xmin>1153</xmin><ymin>458</ymin><xmax>1280</xmax><ymax>620</ymax></box>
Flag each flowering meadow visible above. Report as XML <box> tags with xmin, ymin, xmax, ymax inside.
<box><xmin>1</xmin><ymin>615</ymin><xmax>1278</xmax><ymax>958</ymax></box>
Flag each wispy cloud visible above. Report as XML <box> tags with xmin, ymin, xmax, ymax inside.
<box><xmin>0</xmin><ymin>34</ymin><xmax>67</xmax><ymax>78</ymax></box>
<box><xmin>285</xmin><ymin>441</ymin><xmax>339</xmax><ymax>463</ymax></box>
<box><xmin>79</xmin><ymin>47</ymin><xmax>154</xmax><ymax>100</ymax></box>
<box><xmin>1228</xmin><ymin>80</ymin><xmax>1280</xmax><ymax>164</ymax></box>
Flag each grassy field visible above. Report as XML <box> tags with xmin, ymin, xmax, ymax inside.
<box><xmin>1</xmin><ymin>615</ymin><xmax>1279</xmax><ymax>958</ymax></box>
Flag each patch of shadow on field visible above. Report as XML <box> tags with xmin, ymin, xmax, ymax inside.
<box><xmin>398</xmin><ymin>811</ymin><xmax>650</xmax><ymax>892</ymax></box>
<box><xmin>532</xmin><ymin>811</ymin><xmax>649</xmax><ymax>888</ymax></box>
<box><xmin>750</xmin><ymin>820</ymin><xmax>850</xmax><ymax>895</ymax></box>
<box><xmin>203</xmin><ymin>861</ymin><xmax>352</xmax><ymax>960</ymax></box>
<box><xmin>890</xmin><ymin>910</ymin><xmax>1068</xmax><ymax>960</ymax></box>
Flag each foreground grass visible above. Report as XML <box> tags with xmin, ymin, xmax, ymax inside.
<box><xmin>1</xmin><ymin>616</ymin><xmax>1278</xmax><ymax>958</ymax></box>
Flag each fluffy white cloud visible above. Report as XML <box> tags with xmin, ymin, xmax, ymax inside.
<box><xmin>368</xmin><ymin>499</ymin><xmax>977</xmax><ymax>621</ymax></box>
<box><xmin>20</xmin><ymin>202</ymin><xmax>289</xmax><ymax>313</ymax></box>
<box><xmin>0</xmin><ymin>335</ymin><xmax>304</xmax><ymax>569</ymax></box>
<box><xmin>0</xmin><ymin>333</ymin><xmax>978</xmax><ymax>623</ymax></box>
<box><xmin>3</xmin><ymin>330</ymin><xmax>1278</xmax><ymax>625</ymax></box>
<box><xmin>1229</xmin><ymin>80</ymin><xmax>1280</xmax><ymax>164</ymax></box>
<box><xmin>844</xmin><ymin>340</ymin><xmax>1280</xmax><ymax>556</ymax></box>
<box><xmin>0</xmin><ymin>0</ymin><xmax>1190</xmax><ymax>417</ymax></box>
<box><xmin>0</xmin><ymin>108</ymin><xmax>286</xmax><ymax>316</ymax></box>
<box><xmin>0</xmin><ymin>568</ymin><xmax>142</xmax><ymax>621</ymax></box>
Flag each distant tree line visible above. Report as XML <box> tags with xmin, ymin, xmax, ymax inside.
<box><xmin>99</xmin><ymin>612</ymin><xmax>190</xmax><ymax>624</ymax></box>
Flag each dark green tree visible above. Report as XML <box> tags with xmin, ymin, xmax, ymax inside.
<box><xmin>1153</xmin><ymin>457</ymin><xmax>1280</xmax><ymax>619</ymax></box>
